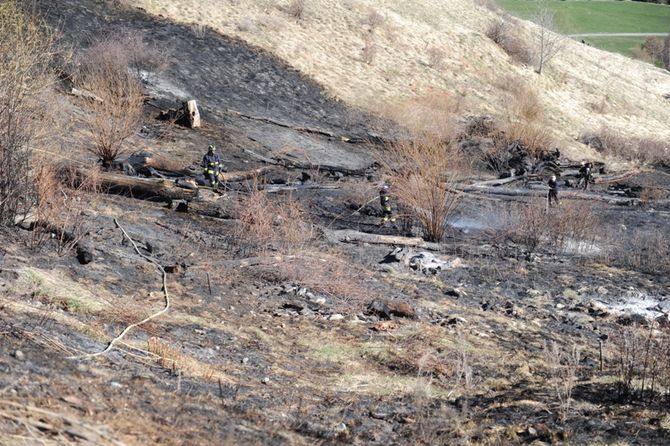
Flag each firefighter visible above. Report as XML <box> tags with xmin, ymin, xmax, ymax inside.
<box><xmin>576</xmin><ymin>161</ymin><xmax>593</xmax><ymax>190</ymax></box>
<box><xmin>201</xmin><ymin>144</ymin><xmax>222</xmax><ymax>188</ymax></box>
<box><xmin>379</xmin><ymin>183</ymin><xmax>396</xmax><ymax>225</ymax></box>
<box><xmin>547</xmin><ymin>175</ymin><xmax>560</xmax><ymax>207</ymax></box>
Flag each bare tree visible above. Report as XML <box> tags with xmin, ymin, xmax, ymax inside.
<box><xmin>533</xmin><ymin>0</ymin><xmax>564</xmax><ymax>75</ymax></box>
<box><xmin>663</xmin><ymin>32</ymin><xmax>670</xmax><ymax>71</ymax></box>
<box><xmin>0</xmin><ymin>1</ymin><xmax>60</xmax><ymax>225</ymax></box>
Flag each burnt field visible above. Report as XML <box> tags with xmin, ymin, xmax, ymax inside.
<box><xmin>0</xmin><ymin>1</ymin><xmax>669</xmax><ymax>445</ymax></box>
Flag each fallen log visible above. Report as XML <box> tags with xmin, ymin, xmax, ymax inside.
<box><xmin>76</xmin><ymin>168</ymin><xmax>197</xmax><ymax>201</ymax></box>
<box><xmin>243</xmin><ymin>148</ymin><xmax>373</xmax><ymax>176</ymax></box>
<box><xmin>458</xmin><ymin>184</ymin><xmax>670</xmax><ymax>206</ymax></box>
<box><xmin>322</xmin><ymin>228</ymin><xmax>442</xmax><ymax>250</ymax></box>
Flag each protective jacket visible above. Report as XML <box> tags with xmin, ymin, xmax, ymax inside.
<box><xmin>202</xmin><ymin>152</ymin><xmax>222</xmax><ymax>175</ymax></box>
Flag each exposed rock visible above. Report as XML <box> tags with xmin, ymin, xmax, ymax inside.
<box><xmin>75</xmin><ymin>244</ymin><xmax>94</xmax><ymax>265</ymax></box>
<box><xmin>409</xmin><ymin>252</ymin><xmax>446</xmax><ymax>275</ymax></box>
<box><xmin>328</xmin><ymin>314</ymin><xmax>345</xmax><ymax>321</ymax></box>
<box><xmin>596</xmin><ymin>286</ymin><xmax>609</xmax><ymax>295</ymax></box>
<box><xmin>587</xmin><ymin>300</ymin><xmax>611</xmax><ymax>317</ymax></box>
<box><xmin>13</xmin><ymin>350</ymin><xmax>24</xmax><ymax>361</ymax></box>
<box><xmin>366</xmin><ymin>299</ymin><xmax>416</xmax><ymax>320</ymax></box>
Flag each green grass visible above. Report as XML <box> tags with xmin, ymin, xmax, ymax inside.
<box><xmin>496</xmin><ymin>0</ymin><xmax>670</xmax><ymax>56</ymax></box>
<box><xmin>583</xmin><ymin>36</ymin><xmax>647</xmax><ymax>55</ymax></box>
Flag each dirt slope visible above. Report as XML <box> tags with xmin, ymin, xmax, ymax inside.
<box><xmin>126</xmin><ymin>0</ymin><xmax>670</xmax><ymax>154</ymax></box>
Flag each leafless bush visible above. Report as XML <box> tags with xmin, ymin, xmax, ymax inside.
<box><xmin>606</xmin><ymin>325</ymin><xmax>670</xmax><ymax>403</ymax></box>
<box><xmin>486</xmin><ymin>18</ymin><xmax>534</xmax><ymax>66</ymax></box>
<box><xmin>286</xmin><ymin>0</ymin><xmax>306</xmax><ymax>20</ymax></box>
<box><xmin>30</xmin><ymin>162</ymin><xmax>99</xmax><ymax>255</ymax></box>
<box><xmin>544</xmin><ymin>341</ymin><xmax>580</xmax><ymax>422</ymax></box>
<box><xmin>365</xmin><ymin>8</ymin><xmax>385</xmax><ymax>30</ymax></box>
<box><xmin>503</xmin><ymin>199</ymin><xmax>601</xmax><ymax>258</ymax></box>
<box><xmin>603</xmin><ymin>228</ymin><xmax>670</xmax><ymax>275</ymax></box>
<box><xmin>76</xmin><ymin>32</ymin><xmax>161</xmax><ymax>165</ymax></box>
<box><xmin>587</xmin><ymin>127</ymin><xmax>669</xmax><ymax>165</ymax></box>
<box><xmin>0</xmin><ymin>1</ymin><xmax>60</xmax><ymax>226</ymax></box>
<box><xmin>378</xmin><ymin>137</ymin><xmax>462</xmax><ymax>242</ymax></box>
<box><xmin>231</xmin><ymin>182</ymin><xmax>313</xmax><ymax>256</ymax></box>
<box><xmin>494</xmin><ymin>80</ymin><xmax>552</xmax><ymax>157</ymax></box>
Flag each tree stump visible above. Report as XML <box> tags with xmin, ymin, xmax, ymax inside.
<box><xmin>184</xmin><ymin>100</ymin><xmax>201</xmax><ymax>128</ymax></box>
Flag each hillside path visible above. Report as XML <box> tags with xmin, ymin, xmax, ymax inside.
<box><xmin>569</xmin><ymin>32</ymin><xmax>668</xmax><ymax>38</ymax></box>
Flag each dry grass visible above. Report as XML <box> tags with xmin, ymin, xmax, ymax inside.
<box><xmin>502</xmin><ymin>199</ymin><xmax>601</xmax><ymax>258</ymax></box>
<box><xmin>587</xmin><ymin>127</ymin><xmax>669</xmax><ymax>165</ymax></box>
<box><xmin>606</xmin><ymin>326</ymin><xmax>670</xmax><ymax>403</ymax></box>
<box><xmin>256</xmin><ymin>249</ymin><xmax>375</xmax><ymax>312</ymax></box>
<box><xmin>231</xmin><ymin>182</ymin><xmax>313</xmax><ymax>256</ymax></box>
<box><xmin>486</xmin><ymin>17</ymin><xmax>534</xmax><ymax>66</ymax></box>
<box><xmin>129</xmin><ymin>0</ymin><xmax>670</xmax><ymax>153</ymax></box>
<box><xmin>603</xmin><ymin>228</ymin><xmax>670</xmax><ymax>275</ymax></box>
<box><xmin>30</xmin><ymin>162</ymin><xmax>100</xmax><ymax>255</ymax></box>
<box><xmin>147</xmin><ymin>337</ymin><xmax>221</xmax><ymax>381</ymax></box>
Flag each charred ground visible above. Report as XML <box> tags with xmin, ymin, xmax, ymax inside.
<box><xmin>0</xmin><ymin>1</ymin><xmax>670</xmax><ymax>445</ymax></box>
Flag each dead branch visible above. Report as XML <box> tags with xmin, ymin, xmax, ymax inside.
<box><xmin>322</xmin><ymin>228</ymin><xmax>442</xmax><ymax>250</ymax></box>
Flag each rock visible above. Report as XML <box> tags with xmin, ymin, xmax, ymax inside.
<box><xmin>556</xmin><ymin>303</ymin><xmax>565</xmax><ymax>310</ymax></box>
<box><xmin>596</xmin><ymin>286</ymin><xmax>609</xmax><ymax>296</ymax></box>
<box><xmin>306</xmin><ymin>293</ymin><xmax>326</xmax><ymax>305</ymax></box>
<box><xmin>443</xmin><ymin>287</ymin><xmax>461</xmax><ymax>298</ymax></box>
<box><xmin>164</xmin><ymin>263</ymin><xmax>186</xmax><ymax>274</ymax></box>
<box><xmin>333</xmin><ymin>422</ymin><xmax>348</xmax><ymax>436</ymax></box>
<box><xmin>75</xmin><ymin>244</ymin><xmax>94</xmax><ymax>265</ymax></box>
<box><xmin>328</xmin><ymin>314</ymin><xmax>345</xmax><ymax>321</ymax></box>
<box><xmin>655</xmin><ymin>313</ymin><xmax>670</xmax><ymax>328</ymax></box>
<box><xmin>144</xmin><ymin>241</ymin><xmax>158</xmax><ymax>254</ymax></box>
<box><xmin>13</xmin><ymin>350</ymin><xmax>24</xmax><ymax>361</ymax></box>
<box><xmin>371</xmin><ymin>321</ymin><xmax>397</xmax><ymax>331</ymax></box>
<box><xmin>366</xmin><ymin>299</ymin><xmax>416</xmax><ymax>319</ymax></box>
<box><xmin>261</xmin><ymin>377</ymin><xmax>270</xmax><ymax>385</ymax></box>
<box><xmin>617</xmin><ymin>314</ymin><xmax>650</xmax><ymax>326</ymax></box>
<box><xmin>587</xmin><ymin>300</ymin><xmax>610</xmax><ymax>318</ymax></box>
<box><xmin>562</xmin><ymin>289</ymin><xmax>579</xmax><ymax>301</ymax></box>
<box><xmin>241</xmin><ymin>357</ymin><xmax>249</xmax><ymax>364</ymax></box>
<box><xmin>447</xmin><ymin>316</ymin><xmax>467</xmax><ymax>325</ymax></box>
<box><xmin>409</xmin><ymin>252</ymin><xmax>447</xmax><ymax>275</ymax></box>
<box><xmin>283</xmin><ymin>301</ymin><xmax>304</xmax><ymax>312</ymax></box>
<box><xmin>380</xmin><ymin>246</ymin><xmax>411</xmax><ymax>263</ymax></box>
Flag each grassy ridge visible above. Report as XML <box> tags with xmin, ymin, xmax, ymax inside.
<box><xmin>496</xmin><ymin>0</ymin><xmax>670</xmax><ymax>55</ymax></box>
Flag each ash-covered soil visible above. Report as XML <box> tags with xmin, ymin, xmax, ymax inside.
<box><xmin>0</xmin><ymin>1</ymin><xmax>669</xmax><ymax>445</ymax></box>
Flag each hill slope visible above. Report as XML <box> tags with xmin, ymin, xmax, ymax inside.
<box><xmin>128</xmin><ymin>0</ymin><xmax>670</xmax><ymax>156</ymax></box>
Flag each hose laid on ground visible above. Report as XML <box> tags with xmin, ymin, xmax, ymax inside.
<box><xmin>68</xmin><ymin>218</ymin><xmax>170</xmax><ymax>360</ymax></box>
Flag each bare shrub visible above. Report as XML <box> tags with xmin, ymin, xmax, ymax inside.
<box><xmin>486</xmin><ymin>18</ymin><xmax>534</xmax><ymax>66</ymax></box>
<box><xmin>603</xmin><ymin>228</ymin><xmax>670</xmax><ymax>275</ymax></box>
<box><xmin>76</xmin><ymin>34</ymin><xmax>149</xmax><ymax>165</ymax></box>
<box><xmin>30</xmin><ymin>163</ymin><xmax>99</xmax><ymax>255</ymax></box>
<box><xmin>378</xmin><ymin>138</ymin><xmax>462</xmax><ymax>242</ymax></box>
<box><xmin>231</xmin><ymin>182</ymin><xmax>313</xmax><ymax>256</ymax></box>
<box><xmin>0</xmin><ymin>1</ymin><xmax>60</xmax><ymax>226</ymax></box>
<box><xmin>544</xmin><ymin>341</ymin><xmax>580</xmax><ymax>422</ymax></box>
<box><xmin>271</xmin><ymin>250</ymin><xmax>374</xmax><ymax>312</ymax></box>
<box><xmin>503</xmin><ymin>199</ymin><xmax>600</xmax><ymax>258</ymax></box>
<box><xmin>589</xmin><ymin>127</ymin><xmax>669</xmax><ymax>165</ymax></box>
<box><xmin>365</xmin><ymin>8</ymin><xmax>385</xmax><ymax>30</ymax></box>
<box><xmin>286</xmin><ymin>0</ymin><xmax>306</xmax><ymax>20</ymax></box>
<box><xmin>606</xmin><ymin>325</ymin><xmax>670</xmax><ymax>403</ymax></box>
<box><xmin>495</xmin><ymin>80</ymin><xmax>552</xmax><ymax>157</ymax></box>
